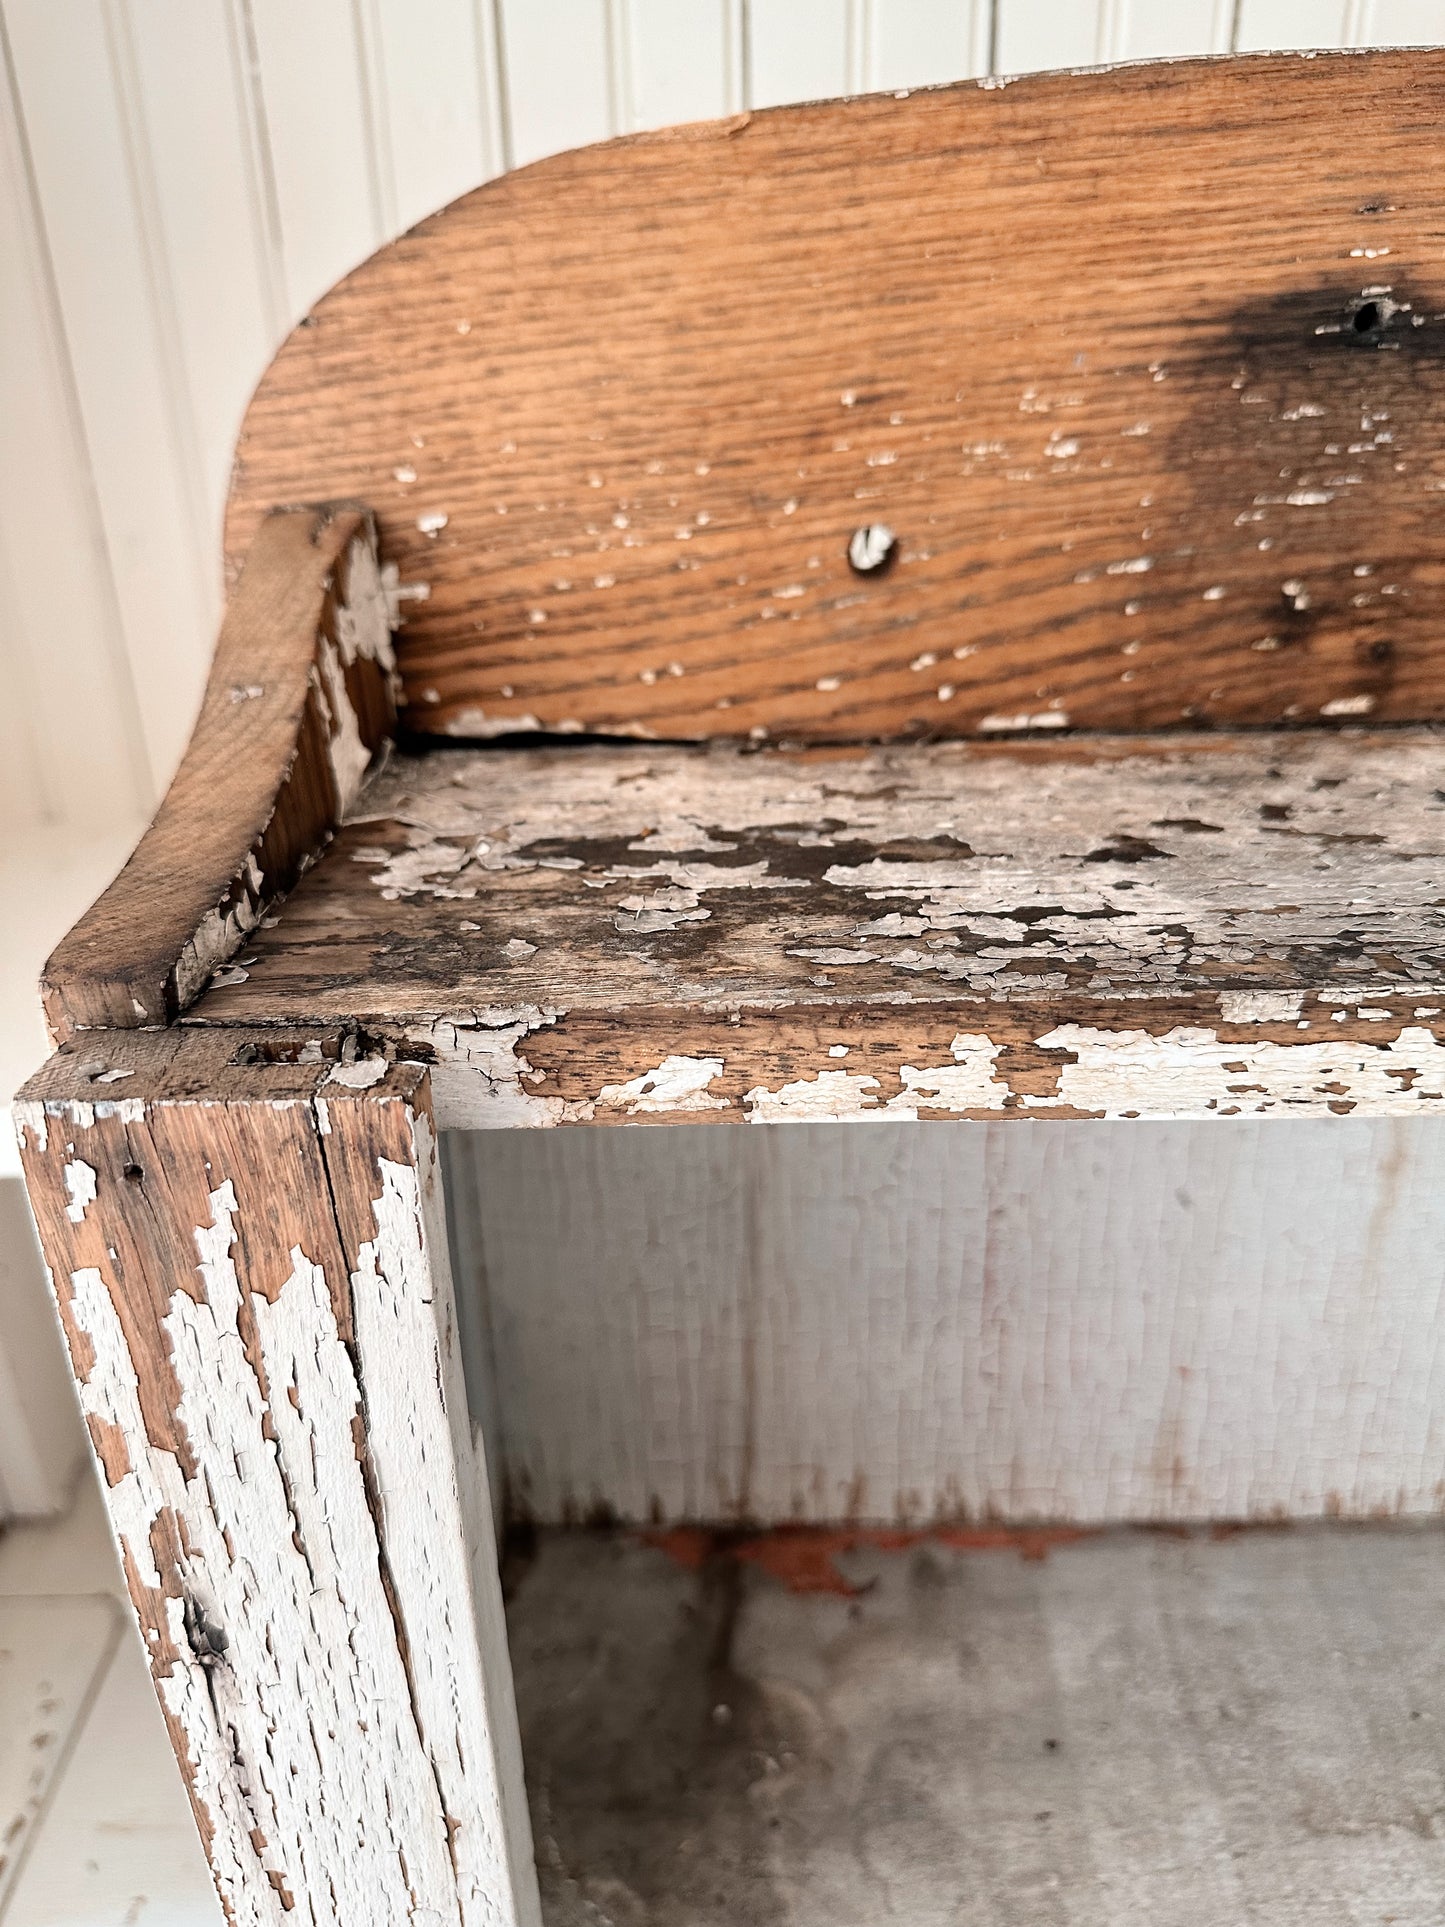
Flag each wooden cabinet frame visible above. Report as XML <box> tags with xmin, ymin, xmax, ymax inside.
<box><xmin>18</xmin><ymin>51</ymin><xmax>1445</xmax><ymax>1923</ymax></box>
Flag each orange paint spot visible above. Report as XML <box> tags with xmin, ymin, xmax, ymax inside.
<box><xmin>932</xmin><ymin>1523</ymin><xmax>1095</xmax><ymax>1562</ymax></box>
<box><xmin>640</xmin><ymin>1525</ymin><xmax>713</xmax><ymax>1570</ymax></box>
<box><xmin>736</xmin><ymin>1530</ymin><xmax>867</xmax><ymax>1596</ymax></box>
<box><xmin>640</xmin><ymin>1521</ymin><xmax>1100</xmax><ymax>1594</ymax></box>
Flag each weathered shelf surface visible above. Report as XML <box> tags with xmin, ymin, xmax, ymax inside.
<box><xmin>179</xmin><ymin>728</ymin><xmax>1445</xmax><ymax>1126</ymax></box>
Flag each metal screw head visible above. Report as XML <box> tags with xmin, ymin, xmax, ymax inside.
<box><xmin>848</xmin><ymin>523</ymin><xmax>897</xmax><ymax>575</ymax></box>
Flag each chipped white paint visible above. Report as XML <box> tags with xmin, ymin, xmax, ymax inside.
<box><xmin>317</xmin><ymin>534</ymin><xmax>395</xmax><ymax>813</ymax></box>
<box><xmin>175</xmin><ymin>853</ymin><xmax>266</xmax><ymax>1012</ymax></box>
<box><xmin>978</xmin><ymin>710</ymin><xmax>1068</xmax><ymax>730</ymax></box>
<box><xmin>1219</xmin><ymin>990</ymin><xmax>1304</xmax><ymax>1023</ymax></box>
<box><xmin>54</xmin><ymin>1127</ymin><xmax>538</xmax><ymax>1927</ymax></box>
<box><xmin>62</xmin><ymin>1158</ymin><xmax>95</xmax><ymax>1222</ymax></box>
<box><xmin>598</xmin><ymin>1056</ymin><xmax>728</xmax><ymax>1116</ymax></box>
<box><xmin>315</xmin><ymin>635</ymin><xmax>372</xmax><ymax>805</ymax></box>
<box><xmin>306</xmin><ymin>734</ymin><xmax>1445</xmax><ymax>1126</ymax></box>
<box><xmin>408</xmin><ymin>1012</ymin><xmax>579</xmax><ymax>1129</ymax></box>
<box><xmin>743</xmin><ymin>1068</ymin><xmax>884</xmax><ymax>1121</ymax></box>
<box><xmin>348</xmin><ymin>1137</ymin><xmax>537</xmax><ymax>1925</ymax></box>
<box><xmin>169</xmin><ymin>531</ymin><xmax>394</xmax><ymax>1016</ymax></box>
<box><xmin>324</xmin><ymin>1053</ymin><xmax>388</xmax><ymax>1089</ymax></box>
<box><xmin>1035</xmin><ymin>1023</ymin><xmax>1445</xmax><ymax>1118</ymax></box>
<box><xmin>441</xmin><ymin>708</ymin><xmax>546</xmax><ymax>739</ymax></box>
<box><xmin>744</xmin><ymin>1035</ymin><xmax>1009</xmax><ymax>1122</ymax></box>
<box><xmin>447</xmin><ymin>1112</ymin><xmax>1445</xmax><ymax>1526</ymax></box>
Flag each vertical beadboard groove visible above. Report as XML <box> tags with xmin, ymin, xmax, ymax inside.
<box><xmin>468</xmin><ymin>0</ymin><xmax>508</xmax><ymax>178</ymax></box>
<box><xmin>352</xmin><ymin>0</ymin><xmax>399</xmax><ymax>238</ymax></box>
<box><xmin>0</xmin><ymin>1</ymin><xmax>152</xmax><ymax>816</ymax></box>
<box><xmin>605</xmin><ymin>0</ymin><xmax>635</xmax><ymax>132</ymax></box>
<box><xmin>485</xmin><ymin>0</ymin><xmax>515</xmax><ymax>169</ymax></box>
<box><xmin>727</xmin><ymin>0</ymin><xmax>750</xmax><ymax>109</ymax></box>
<box><xmin>1343</xmin><ymin>0</ymin><xmax>1374</xmax><ymax>42</ymax></box>
<box><xmin>1097</xmin><ymin>0</ymin><xmax>1128</xmax><ymax>59</ymax></box>
<box><xmin>100</xmin><ymin>0</ymin><xmax>214</xmax><ymax>629</ymax></box>
<box><xmin>224</xmin><ymin>0</ymin><xmax>288</xmax><ymax>339</ymax></box>
<box><xmin>848</xmin><ymin>0</ymin><xmax>872</xmax><ymax>91</ymax></box>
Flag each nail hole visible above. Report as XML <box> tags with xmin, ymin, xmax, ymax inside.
<box><xmin>123</xmin><ymin>1163</ymin><xmax>144</xmax><ymax>1184</ymax></box>
<box><xmin>848</xmin><ymin>523</ymin><xmax>897</xmax><ymax>574</ymax></box>
<box><xmin>1353</xmin><ymin>300</ymin><xmax>1382</xmax><ymax>334</ymax></box>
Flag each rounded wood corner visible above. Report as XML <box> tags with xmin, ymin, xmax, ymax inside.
<box><xmin>42</xmin><ymin>503</ymin><xmax>396</xmax><ymax>1044</ymax></box>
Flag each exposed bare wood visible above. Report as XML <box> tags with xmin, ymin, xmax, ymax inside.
<box><xmin>42</xmin><ymin>506</ymin><xmax>395</xmax><ymax>1043</ymax></box>
<box><xmin>227</xmin><ymin>52</ymin><xmax>1445</xmax><ymax>743</ymax></box>
<box><xmin>184</xmin><ymin>729</ymin><xmax>1445</xmax><ymax>1124</ymax></box>
<box><xmin>14</xmin><ymin>1035</ymin><xmax>538</xmax><ymax>1927</ymax></box>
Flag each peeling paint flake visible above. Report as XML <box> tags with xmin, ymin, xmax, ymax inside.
<box><xmin>599</xmin><ymin>1056</ymin><xmax>728</xmax><ymax>1116</ymax></box>
<box><xmin>63</xmin><ymin>1158</ymin><xmax>97</xmax><ymax>1223</ymax></box>
<box><xmin>1031</xmin><ymin>1024</ymin><xmax>1445</xmax><ymax>1118</ymax></box>
<box><xmin>215</xmin><ymin>731</ymin><xmax>1445</xmax><ymax>1128</ymax></box>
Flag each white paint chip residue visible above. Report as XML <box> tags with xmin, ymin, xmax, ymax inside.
<box><xmin>745</xmin><ymin>1069</ymin><xmax>882</xmax><ymax>1122</ymax></box>
<box><xmin>598</xmin><ymin>1056</ymin><xmax>727</xmax><ymax>1115</ymax></box>
<box><xmin>63</xmin><ymin>1159</ymin><xmax>97</xmax><ymax>1223</ymax></box>
<box><xmin>979</xmin><ymin>711</ymin><xmax>1068</xmax><ymax>732</ymax></box>
<box><xmin>1032</xmin><ymin>1024</ymin><xmax>1445</xmax><ymax>1119</ymax></box>
<box><xmin>326</xmin><ymin>1055</ymin><xmax>388</xmax><ymax>1089</ymax></box>
<box><xmin>1219</xmin><ymin>991</ymin><xmax>1305</xmax><ymax>1023</ymax></box>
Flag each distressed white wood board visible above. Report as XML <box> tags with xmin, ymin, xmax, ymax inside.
<box><xmin>445</xmin><ymin>1113</ymin><xmax>1445</xmax><ymax>1526</ymax></box>
<box><xmin>204</xmin><ymin>731</ymin><xmax>1445</xmax><ymax>1128</ymax></box>
<box><xmin>0</xmin><ymin>1594</ymin><xmax>118</xmax><ymax>1910</ymax></box>
<box><xmin>509</xmin><ymin>1523</ymin><xmax>1445</xmax><ymax>1926</ymax></box>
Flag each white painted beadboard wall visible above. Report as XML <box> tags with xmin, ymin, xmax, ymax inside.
<box><xmin>4</xmin><ymin>2</ymin><xmax>1445</xmax><ymax>1526</ymax></box>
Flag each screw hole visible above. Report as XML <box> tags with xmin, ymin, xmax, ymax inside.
<box><xmin>848</xmin><ymin>523</ymin><xmax>897</xmax><ymax>575</ymax></box>
<box><xmin>123</xmin><ymin>1163</ymin><xmax>144</xmax><ymax>1184</ymax></box>
<box><xmin>1353</xmin><ymin>300</ymin><xmax>1382</xmax><ymax>334</ymax></box>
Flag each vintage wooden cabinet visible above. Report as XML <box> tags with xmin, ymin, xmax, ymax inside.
<box><xmin>17</xmin><ymin>49</ymin><xmax>1445</xmax><ymax>1925</ymax></box>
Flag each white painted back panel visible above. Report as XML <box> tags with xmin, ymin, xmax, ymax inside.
<box><xmin>748</xmin><ymin>0</ymin><xmax>852</xmax><ymax>104</ymax></box>
<box><xmin>624</xmin><ymin>0</ymin><xmax>742</xmax><ymax>125</ymax></box>
<box><xmin>870</xmin><ymin>0</ymin><xmax>992</xmax><ymax>87</ymax></box>
<box><xmin>497</xmin><ymin>0</ymin><xmax>615</xmax><ymax>168</ymax></box>
<box><xmin>446</xmin><ymin>1119</ymin><xmax>1445</xmax><ymax>1527</ymax></box>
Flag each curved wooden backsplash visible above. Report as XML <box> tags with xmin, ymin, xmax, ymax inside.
<box><xmin>228</xmin><ymin>50</ymin><xmax>1445</xmax><ymax>742</ymax></box>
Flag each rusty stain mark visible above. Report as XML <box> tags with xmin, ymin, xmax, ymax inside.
<box><xmin>642</xmin><ymin>1523</ymin><xmax>1098</xmax><ymax>1595</ymax></box>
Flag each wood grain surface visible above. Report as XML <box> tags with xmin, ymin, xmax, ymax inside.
<box><xmin>185</xmin><ymin>730</ymin><xmax>1445</xmax><ymax>1125</ymax></box>
<box><xmin>43</xmin><ymin>506</ymin><xmax>395</xmax><ymax>1042</ymax></box>
<box><xmin>226</xmin><ymin>51</ymin><xmax>1445</xmax><ymax>743</ymax></box>
<box><xmin>15</xmin><ymin>1037</ymin><xmax>539</xmax><ymax>1927</ymax></box>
